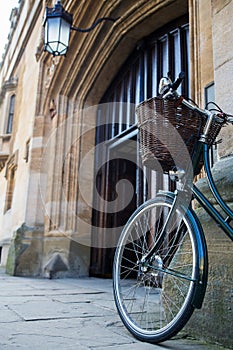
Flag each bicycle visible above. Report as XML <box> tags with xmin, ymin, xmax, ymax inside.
<box><xmin>113</xmin><ymin>72</ymin><xmax>233</xmax><ymax>343</ymax></box>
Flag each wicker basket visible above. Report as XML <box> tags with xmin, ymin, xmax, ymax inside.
<box><xmin>136</xmin><ymin>97</ymin><xmax>211</xmax><ymax>173</ymax></box>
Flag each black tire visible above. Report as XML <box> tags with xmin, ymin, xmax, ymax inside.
<box><xmin>113</xmin><ymin>195</ymin><xmax>200</xmax><ymax>343</ymax></box>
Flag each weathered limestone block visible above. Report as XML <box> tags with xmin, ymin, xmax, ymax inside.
<box><xmin>5</xmin><ymin>224</ymin><xmax>44</xmax><ymax>276</ymax></box>
<box><xmin>196</xmin><ymin>155</ymin><xmax>233</xmax><ymax>204</ymax></box>
<box><xmin>186</xmin><ymin>157</ymin><xmax>233</xmax><ymax>348</ymax></box>
<box><xmin>44</xmin><ymin>252</ymin><xmax>68</xmax><ymax>279</ymax></box>
<box><xmin>42</xmin><ymin>235</ymin><xmax>90</xmax><ymax>278</ymax></box>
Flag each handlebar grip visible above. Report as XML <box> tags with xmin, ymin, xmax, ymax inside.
<box><xmin>226</xmin><ymin>114</ymin><xmax>233</xmax><ymax>124</ymax></box>
<box><xmin>170</xmin><ymin>71</ymin><xmax>185</xmax><ymax>90</ymax></box>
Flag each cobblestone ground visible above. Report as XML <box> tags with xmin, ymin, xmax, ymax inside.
<box><xmin>0</xmin><ymin>269</ymin><xmax>230</xmax><ymax>350</ymax></box>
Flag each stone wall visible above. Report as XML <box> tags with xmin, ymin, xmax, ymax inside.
<box><xmin>0</xmin><ymin>2</ymin><xmax>43</xmax><ymax>268</ymax></box>
<box><xmin>187</xmin><ymin>158</ymin><xmax>233</xmax><ymax>348</ymax></box>
<box><xmin>186</xmin><ymin>1</ymin><xmax>233</xmax><ymax>347</ymax></box>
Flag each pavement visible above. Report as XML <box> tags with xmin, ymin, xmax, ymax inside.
<box><xmin>0</xmin><ymin>268</ymin><xmax>229</xmax><ymax>350</ymax></box>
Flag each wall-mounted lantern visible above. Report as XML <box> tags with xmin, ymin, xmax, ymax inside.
<box><xmin>43</xmin><ymin>1</ymin><xmax>119</xmax><ymax>56</ymax></box>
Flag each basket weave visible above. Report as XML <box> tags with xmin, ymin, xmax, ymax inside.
<box><xmin>136</xmin><ymin>96</ymin><xmax>216</xmax><ymax>173</ymax></box>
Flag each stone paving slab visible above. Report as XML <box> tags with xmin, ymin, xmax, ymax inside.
<box><xmin>0</xmin><ymin>305</ymin><xmax>22</xmax><ymax>323</ymax></box>
<box><xmin>0</xmin><ymin>270</ymin><xmax>230</xmax><ymax>350</ymax></box>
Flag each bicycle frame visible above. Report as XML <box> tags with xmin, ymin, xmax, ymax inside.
<box><xmin>142</xmin><ymin>140</ymin><xmax>233</xmax><ymax>265</ymax></box>
<box><xmin>159</xmin><ymin>81</ymin><xmax>233</xmax><ymax>241</ymax></box>
<box><xmin>191</xmin><ymin>143</ymin><xmax>233</xmax><ymax>241</ymax></box>
<box><xmin>140</xmin><ymin>140</ymin><xmax>233</xmax><ymax>309</ymax></box>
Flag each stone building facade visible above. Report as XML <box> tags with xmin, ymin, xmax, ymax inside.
<box><xmin>0</xmin><ymin>0</ymin><xmax>232</xmax><ymax>347</ymax></box>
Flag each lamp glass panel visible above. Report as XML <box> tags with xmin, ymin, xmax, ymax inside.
<box><xmin>49</xmin><ymin>42</ymin><xmax>60</xmax><ymax>54</ymax></box>
<box><xmin>60</xmin><ymin>18</ymin><xmax>71</xmax><ymax>48</ymax></box>
<box><xmin>57</xmin><ymin>43</ymin><xmax>67</xmax><ymax>55</ymax></box>
<box><xmin>47</xmin><ymin>17</ymin><xmax>61</xmax><ymax>42</ymax></box>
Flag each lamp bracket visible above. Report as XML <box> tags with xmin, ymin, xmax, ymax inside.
<box><xmin>71</xmin><ymin>17</ymin><xmax>120</xmax><ymax>33</ymax></box>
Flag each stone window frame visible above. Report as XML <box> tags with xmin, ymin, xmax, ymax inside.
<box><xmin>6</xmin><ymin>94</ymin><xmax>16</xmax><ymax>134</ymax></box>
<box><xmin>4</xmin><ymin>151</ymin><xmax>18</xmax><ymax>213</ymax></box>
<box><xmin>0</xmin><ymin>77</ymin><xmax>18</xmax><ymax>136</ymax></box>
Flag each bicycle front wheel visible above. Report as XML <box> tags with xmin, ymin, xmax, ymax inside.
<box><xmin>113</xmin><ymin>195</ymin><xmax>200</xmax><ymax>343</ymax></box>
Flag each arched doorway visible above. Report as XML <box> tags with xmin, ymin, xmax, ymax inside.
<box><xmin>90</xmin><ymin>15</ymin><xmax>190</xmax><ymax>277</ymax></box>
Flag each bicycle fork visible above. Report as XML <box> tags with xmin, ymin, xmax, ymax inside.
<box><xmin>140</xmin><ymin>189</ymin><xmax>184</xmax><ymax>264</ymax></box>
<box><xmin>138</xmin><ymin>189</ymin><xmax>208</xmax><ymax>309</ymax></box>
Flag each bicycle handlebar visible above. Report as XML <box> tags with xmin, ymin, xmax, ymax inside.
<box><xmin>181</xmin><ymin>98</ymin><xmax>210</xmax><ymax>118</ymax></box>
<box><xmin>226</xmin><ymin>114</ymin><xmax>233</xmax><ymax>124</ymax></box>
<box><xmin>161</xmin><ymin>72</ymin><xmax>233</xmax><ymax>125</ymax></box>
<box><xmin>181</xmin><ymin>98</ymin><xmax>233</xmax><ymax>126</ymax></box>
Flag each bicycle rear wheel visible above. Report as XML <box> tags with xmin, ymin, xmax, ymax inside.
<box><xmin>113</xmin><ymin>195</ymin><xmax>200</xmax><ymax>343</ymax></box>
